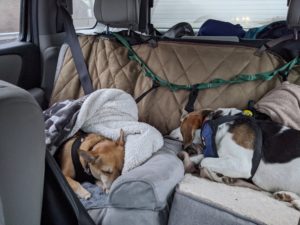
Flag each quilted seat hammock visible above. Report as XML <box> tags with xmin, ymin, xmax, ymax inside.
<box><xmin>51</xmin><ymin>35</ymin><xmax>300</xmax><ymax>135</ymax></box>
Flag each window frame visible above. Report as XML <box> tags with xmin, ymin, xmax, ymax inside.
<box><xmin>0</xmin><ymin>0</ymin><xmax>25</xmax><ymax>43</ymax></box>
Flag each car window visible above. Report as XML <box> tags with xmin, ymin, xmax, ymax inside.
<box><xmin>72</xmin><ymin>0</ymin><xmax>289</xmax><ymax>31</ymax></box>
<box><xmin>151</xmin><ymin>0</ymin><xmax>288</xmax><ymax>30</ymax></box>
<box><xmin>72</xmin><ymin>0</ymin><xmax>97</xmax><ymax>29</ymax></box>
<box><xmin>0</xmin><ymin>0</ymin><xmax>20</xmax><ymax>43</ymax></box>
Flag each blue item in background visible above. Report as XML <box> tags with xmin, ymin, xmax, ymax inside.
<box><xmin>244</xmin><ymin>25</ymin><xmax>267</xmax><ymax>39</ymax></box>
<box><xmin>198</xmin><ymin>19</ymin><xmax>246</xmax><ymax>37</ymax></box>
<box><xmin>244</xmin><ymin>21</ymin><xmax>292</xmax><ymax>39</ymax></box>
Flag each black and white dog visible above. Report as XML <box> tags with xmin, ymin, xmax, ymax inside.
<box><xmin>178</xmin><ymin>108</ymin><xmax>300</xmax><ymax>210</ymax></box>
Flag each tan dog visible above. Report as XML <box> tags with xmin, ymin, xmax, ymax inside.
<box><xmin>59</xmin><ymin>130</ymin><xmax>125</xmax><ymax>199</ymax></box>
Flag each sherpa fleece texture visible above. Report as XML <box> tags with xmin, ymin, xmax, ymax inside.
<box><xmin>68</xmin><ymin>89</ymin><xmax>164</xmax><ymax>173</ymax></box>
<box><xmin>255</xmin><ymin>81</ymin><xmax>300</xmax><ymax>130</ymax></box>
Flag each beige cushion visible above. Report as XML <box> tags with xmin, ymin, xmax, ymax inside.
<box><xmin>50</xmin><ymin>35</ymin><xmax>300</xmax><ymax>134</ymax></box>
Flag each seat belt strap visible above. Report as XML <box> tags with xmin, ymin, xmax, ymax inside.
<box><xmin>184</xmin><ymin>85</ymin><xmax>199</xmax><ymax>113</ymax></box>
<box><xmin>57</xmin><ymin>1</ymin><xmax>94</xmax><ymax>95</ymax></box>
<box><xmin>255</xmin><ymin>34</ymin><xmax>294</xmax><ymax>55</ymax></box>
<box><xmin>135</xmin><ymin>80</ymin><xmax>160</xmax><ymax>103</ymax></box>
<box><xmin>71</xmin><ymin>136</ymin><xmax>95</xmax><ymax>184</ymax></box>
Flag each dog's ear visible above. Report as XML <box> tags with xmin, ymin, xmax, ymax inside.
<box><xmin>182</xmin><ymin>128</ymin><xmax>197</xmax><ymax>150</ymax></box>
<box><xmin>80</xmin><ymin>134</ymin><xmax>105</xmax><ymax>151</ymax></box>
<box><xmin>211</xmin><ymin>110</ymin><xmax>223</xmax><ymax>120</ymax></box>
<box><xmin>181</xmin><ymin>122</ymin><xmax>198</xmax><ymax>150</ymax></box>
<box><xmin>201</xmin><ymin>109</ymin><xmax>213</xmax><ymax>119</ymax></box>
<box><xmin>79</xmin><ymin>150</ymin><xmax>100</xmax><ymax>164</ymax></box>
<box><xmin>180</xmin><ymin>109</ymin><xmax>189</xmax><ymax>122</ymax></box>
<box><xmin>116</xmin><ymin>129</ymin><xmax>125</xmax><ymax>147</ymax></box>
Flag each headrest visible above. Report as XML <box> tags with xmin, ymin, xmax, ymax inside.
<box><xmin>287</xmin><ymin>0</ymin><xmax>300</xmax><ymax>30</ymax></box>
<box><xmin>94</xmin><ymin>0</ymin><xmax>152</xmax><ymax>32</ymax></box>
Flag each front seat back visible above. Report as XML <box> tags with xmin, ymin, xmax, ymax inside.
<box><xmin>0</xmin><ymin>81</ymin><xmax>45</xmax><ymax>225</ymax></box>
<box><xmin>287</xmin><ymin>0</ymin><xmax>300</xmax><ymax>38</ymax></box>
<box><xmin>94</xmin><ymin>0</ymin><xmax>152</xmax><ymax>33</ymax></box>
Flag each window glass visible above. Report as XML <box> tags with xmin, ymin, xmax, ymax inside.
<box><xmin>0</xmin><ymin>0</ymin><xmax>20</xmax><ymax>43</ymax></box>
<box><xmin>151</xmin><ymin>0</ymin><xmax>288</xmax><ymax>30</ymax></box>
<box><xmin>73</xmin><ymin>0</ymin><xmax>97</xmax><ymax>29</ymax></box>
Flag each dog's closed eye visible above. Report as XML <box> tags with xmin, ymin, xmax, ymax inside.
<box><xmin>101</xmin><ymin>169</ymin><xmax>112</xmax><ymax>175</ymax></box>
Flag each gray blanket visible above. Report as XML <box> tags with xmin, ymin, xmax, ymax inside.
<box><xmin>255</xmin><ymin>81</ymin><xmax>300</xmax><ymax>130</ymax></box>
<box><xmin>43</xmin><ymin>96</ymin><xmax>87</xmax><ymax>154</ymax></box>
<box><xmin>80</xmin><ymin>183</ymin><xmax>109</xmax><ymax>210</ymax></box>
<box><xmin>44</xmin><ymin>97</ymin><xmax>109</xmax><ymax>211</ymax></box>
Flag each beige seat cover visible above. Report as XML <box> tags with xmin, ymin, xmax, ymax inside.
<box><xmin>50</xmin><ymin>36</ymin><xmax>300</xmax><ymax>134</ymax></box>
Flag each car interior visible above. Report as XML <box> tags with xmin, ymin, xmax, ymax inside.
<box><xmin>0</xmin><ymin>0</ymin><xmax>300</xmax><ymax>225</ymax></box>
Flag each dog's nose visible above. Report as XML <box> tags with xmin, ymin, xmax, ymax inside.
<box><xmin>183</xmin><ymin>143</ymin><xmax>191</xmax><ymax>150</ymax></box>
<box><xmin>103</xmin><ymin>188</ymin><xmax>110</xmax><ymax>194</ymax></box>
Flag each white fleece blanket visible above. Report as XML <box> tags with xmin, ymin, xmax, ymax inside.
<box><xmin>68</xmin><ymin>89</ymin><xmax>164</xmax><ymax>173</ymax></box>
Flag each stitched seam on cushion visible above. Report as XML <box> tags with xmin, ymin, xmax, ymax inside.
<box><xmin>152</xmin><ymin>49</ymin><xmax>184</xmax><ymax>112</ymax></box>
<box><xmin>170</xmin><ymin>47</ymin><xmax>193</xmax><ymax>87</ymax></box>
<box><xmin>52</xmin><ymin>36</ymin><xmax>92</xmax><ymax>98</ymax></box>
<box><xmin>51</xmin><ymin>72</ymin><xmax>81</xmax><ymax>100</ymax></box>
<box><xmin>108</xmin><ymin>43</ymin><xmax>136</xmax><ymax>89</ymax></box>
<box><xmin>113</xmin><ymin>47</ymin><xmax>135</xmax><ymax>91</ymax></box>
<box><xmin>197</xmin><ymin>48</ymin><xmax>255</xmax><ymax>107</ymax></box>
<box><xmin>94</xmin><ymin>38</ymin><xmax>102</xmax><ymax>88</ymax></box>
<box><xmin>98</xmin><ymin>40</ymin><xmax>113</xmax><ymax>88</ymax></box>
<box><xmin>194</xmin><ymin>47</ymin><xmax>237</xmax><ymax>108</ymax></box>
<box><xmin>97</xmin><ymin>38</ymin><xmax>114</xmax><ymax>88</ymax></box>
<box><xmin>241</xmin><ymin>53</ymin><xmax>280</xmax><ymax>100</ymax></box>
<box><xmin>169</xmin><ymin>46</ymin><xmax>200</xmax><ymax>84</ymax></box>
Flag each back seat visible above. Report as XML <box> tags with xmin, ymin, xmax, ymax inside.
<box><xmin>50</xmin><ymin>0</ymin><xmax>300</xmax><ymax>225</ymax></box>
<box><xmin>51</xmin><ymin>30</ymin><xmax>300</xmax><ymax>135</ymax></box>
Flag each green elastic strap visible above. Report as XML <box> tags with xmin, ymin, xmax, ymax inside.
<box><xmin>111</xmin><ymin>32</ymin><xmax>300</xmax><ymax>92</ymax></box>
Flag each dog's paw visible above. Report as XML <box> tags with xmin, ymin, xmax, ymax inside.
<box><xmin>177</xmin><ymin>151</ymin><xmax>186</xmax><ymax>161</ymax></box>
<box><xmin>222</xmin><ymin>176</ymin><xmax>237</xmax><ymax>184</ymax></box>
<box><xmin>292</xmin><ymin>200</ymin><xmax>300</xmax><ymax>211</ymax></box>
<box><xmin>199</xmin><ymin>167</ymin><xmax>223</xmax><ymax>183</ymax></box>
<box><xmin>77</xmin><ymin>187</ymin><xmax>91</xmax><ymax>200</ymax></box>
<box><xmin>273</xmin><ymin>191</ymin><xmax>300</xmax><ymax>202</ymax></box>
<box><xmin>96</xmin><ymin>180</ymin><xmax>104</xmax><ymax>189</ymax></box>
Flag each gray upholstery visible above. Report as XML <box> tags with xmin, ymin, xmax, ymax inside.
<box><xmin>0</xmin><ymin>197</ymin><xmax>5</xmax><ymax>225</ymax></box>
<box><xmin>0</xmin><ymin>81</ymin><xmax>45</xmax><ymax>225</ymax></box>
<box><xmin>182</xmin><ymin>36</ymin><xmax>240</xmax><ymax>42</ymax></box>
<box><xmin>287</xmin><ymin>0</ymin><xmax>300</xmax><ymax>30</ymax></box>
<box><xmin>168</xmin><ymin>192</ymin><xmax>262</xmax><ymax>225</ymax></box>
<box><xmin>168</xmin><ymin>175</ymin><xmax>300</xmax><ymax>225</ymax></box>
<box><xmin>94</xmin><ymin>0</ymin><xmax>141</xmax><ymax>30</ymax></box>
<box><xmin>87</xmin><ymin>138</ymin><xmax>184</xmax><ymax>225</ymax></box>
<box><xmin>109</xmin><ymin>139</ymin><xmax>184</xmax><ymax>210</ymax></box>
<box><xmin>90</xmin><ymin>207</ymin><xmax>169</xmax><ymax>225</ymax></box>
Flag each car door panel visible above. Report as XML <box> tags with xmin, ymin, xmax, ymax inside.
<box><xmin>0</xmin><ymin>54</ymin><xmax>22</xmax><ymax>85</ymax></box>
<box><xmin>0</xmin><ymin>41</ymin><xmax>41</xmax><ymax>90</ymax></box>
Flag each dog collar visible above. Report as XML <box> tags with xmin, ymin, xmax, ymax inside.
<box><xmin>201</xmin><ymin>121</ymin><xmax>218</xmax><ymax>158</ymax></box>
<box><xmin>200</xmin><ymin>114</ymin><xmax>263</xmax><ymax>179</ymax></box>
<box><xmin>71</xmin><ymin>135</ymin><xmax>95</xmax><ymax>184</ymax></box>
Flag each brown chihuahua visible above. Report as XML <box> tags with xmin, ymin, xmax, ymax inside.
<box><xmin>59</xmin><ymin>130</ymin><xmax>125</xmax><ymax>199</ymax></box>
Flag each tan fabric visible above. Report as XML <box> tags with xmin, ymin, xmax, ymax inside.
<box><xmin>50</xmin><ymin>35</ymin><xmax>300</xmax><ymax>135</ymax></box>
<box><xmin>255</xmin><ymin>81</ymin><xmax>300</xmax><ymax>130</ymax></box>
